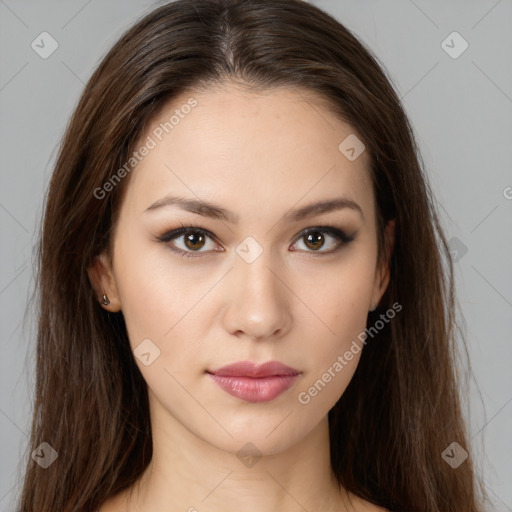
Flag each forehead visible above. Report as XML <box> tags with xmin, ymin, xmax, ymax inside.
<box><xmin>121</xmin><ymin>84</ymin><xmax>375</xmax><ymax>224</ymax></box>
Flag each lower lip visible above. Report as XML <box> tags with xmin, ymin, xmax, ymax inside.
<box><xmin>207</xmin><ymin>374</ymin><xmax>300</xmax><ymax>403</ymax></box>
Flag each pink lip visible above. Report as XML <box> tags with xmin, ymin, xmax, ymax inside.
<box><xmin>207</xmin><ymin>361</ymin><xmax>301</xmax><ymax>403</ymax></box>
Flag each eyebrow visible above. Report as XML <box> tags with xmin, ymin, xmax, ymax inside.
<box><xmin>144</xmin><ymin>194</ymin><xmax>364</xmax><ymax>223</ymax></box>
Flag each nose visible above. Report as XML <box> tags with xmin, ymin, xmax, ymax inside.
<box><xmin>221</xmin><ymin>250</ymin><xmax>292</xmax><ymax>342</ymax></box>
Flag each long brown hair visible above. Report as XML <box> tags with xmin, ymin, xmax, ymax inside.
<box><xmin>16</xmin><ymin>0</ymin><xmax>488</xmax><ymax>510</ymax></box>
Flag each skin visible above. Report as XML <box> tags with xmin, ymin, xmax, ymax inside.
<box><xmin>88</xmin><ymin>82</ymin><xmax>394</xmax><ymax>512</ymax></box>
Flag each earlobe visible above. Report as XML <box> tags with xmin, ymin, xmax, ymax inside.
<box><xmin>86</xmin><ymin>251</ymin><xmax>121</xmax><ymax>311</ymax></box>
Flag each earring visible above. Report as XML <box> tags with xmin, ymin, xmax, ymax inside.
<box><xmin>101</xmin><ymin>294</ymin><xmax>110</xmax><ymax>306</ymax></box>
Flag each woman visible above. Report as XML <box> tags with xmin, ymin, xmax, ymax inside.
<box><xmin>17</xmin><ymin>0</ymin><xmax>487</xmax><ymax>510</ymax></box>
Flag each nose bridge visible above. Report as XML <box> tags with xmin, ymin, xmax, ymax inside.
<box><xmin>223</xmin><ymin>236</ymin><xmax>291</xmax><ymax>339</ymax></box>
<box><xmin>237</xmin><ymin>248</ymin><xmax>277</xmax><ymax>297</ymax></box>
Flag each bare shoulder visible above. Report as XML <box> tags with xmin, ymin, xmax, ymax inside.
<box><xmin>98</xmin><ymin>488</ymin><xmax>390</xmax><ymax>512</ymax></box>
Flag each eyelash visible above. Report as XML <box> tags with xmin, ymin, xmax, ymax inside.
<box><xmin>156</xmin><ymin>222</ymin><xmax>355</xmax><ymax>259</ymax></box>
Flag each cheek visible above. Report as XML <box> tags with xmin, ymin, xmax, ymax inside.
<box><xmin>292</xmin><ymin>255</ymin><xmax>375</xmax><ymax>385</ymax></box>
<box><xmin>112</xmin><ymin>232</ymin><xmax>225</xmax><ymax>385</ymax></box>
<box><xmin>112</xmin><ymin>234</ymin><xmax>196</xmax><ymax>352</ymax></box>
<box><xmin>294</xmin><ymin>283</ymin><xmax>370</xmax><ymax>410</ymax></box>
<box><xmin>295</xmin><ymin>254</ymin><xmax>375</xmax><ymax>332</ymax></box>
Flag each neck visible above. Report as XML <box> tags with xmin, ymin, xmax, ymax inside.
<box><xmin>123</xmin><ymin>391</ymin><xmax>351</xmax><ymax>512</ymax></box>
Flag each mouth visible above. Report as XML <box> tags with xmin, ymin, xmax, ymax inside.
<box><xmin>206</xmin><ymin>361</ymin><xmax>301</xmax><ymax>403</ymax></box>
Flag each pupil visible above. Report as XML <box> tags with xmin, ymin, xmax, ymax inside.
<box><xmin>185</xmin><ymin>232</ymin><xmax>204</xmax><ymax>250</ymax></box>
<box><xmin>306</xmin><ymin>232</ymin><xmax>324</xmax><ymax>250</ymax></box>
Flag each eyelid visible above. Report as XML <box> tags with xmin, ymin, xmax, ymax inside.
<box><xmin>292</xmin><ymin>225</ymin><xmax>355</xmax><ymax>247</ymax></box>
<box><xmin>156</xmin><ymin>223</ymin><xmax>355</xmax><ymax>259</ymax></box>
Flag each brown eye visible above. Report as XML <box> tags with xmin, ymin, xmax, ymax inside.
<box><xmin>157</xmin><ymin>225</ymin><xmax>220</xmax><ymax>258</ymax></box>
<box><xmin>157</xmin><ymin>224</ymin><xmax>354</xmax><ymax>260</ymax></box>
<box><xmin>184</xmin><ymin>231</ymin><xmax>206</xmax><ymax>251</ymax></box>
<box><xmin>303</xmin><ymin>231</ymin><xmax>325</xmax><ymax>251</ymax></box>
<box><xmin>292</xmin><ymin>226</ymin><xmax>353</xmax><ymax>254</ymax></box>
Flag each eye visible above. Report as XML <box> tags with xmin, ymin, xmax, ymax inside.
<box><xmin>156</xmin><ymin>223</ymin><xmax>355</xmax><ymax>259</ymax></box>
<box><xmin>291</xmin><ymin>226</ymin><xmax>355</xmax><ymax>254</ymax></box>
<box><xmin>156</xmin><ymin>224</ymin><xmax>221</xmax><ymax>259</ymax></box>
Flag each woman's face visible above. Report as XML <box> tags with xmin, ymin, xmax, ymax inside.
<box><xmin>91</xmin><ymin>83</ymin><xmax>392</xmax><ymax>456</ymax></box>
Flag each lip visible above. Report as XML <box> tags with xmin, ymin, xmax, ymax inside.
<box><xmin>207</xmin><ymin>361</ymin><xmax>301</xmax><ymax>403</ymax></box>
<box><xmin>208</xmin><ymin>361</ymin><xmax>300</xmax><ymax>378</ymax></box>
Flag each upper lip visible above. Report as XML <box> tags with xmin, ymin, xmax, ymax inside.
<box><xmin>207</xmin><ymin>361</ymin><xmax>301</xmax><ymax>378</ymax></box>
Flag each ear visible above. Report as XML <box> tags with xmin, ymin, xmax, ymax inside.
<box><xmin>86</xmin><ymin>251</ymin><xmax>122</xmax><ymax>312</ymax></box>
<box><xmin>370</xmin><ymin>219</ymin><xmax>395</xmax><ymax>311</ymax></box>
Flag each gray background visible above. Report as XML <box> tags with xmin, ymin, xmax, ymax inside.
<box><xmin>1</xmin><ymin>0</ymin><xmax>511</xmax><ymax>510</ymax></box>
